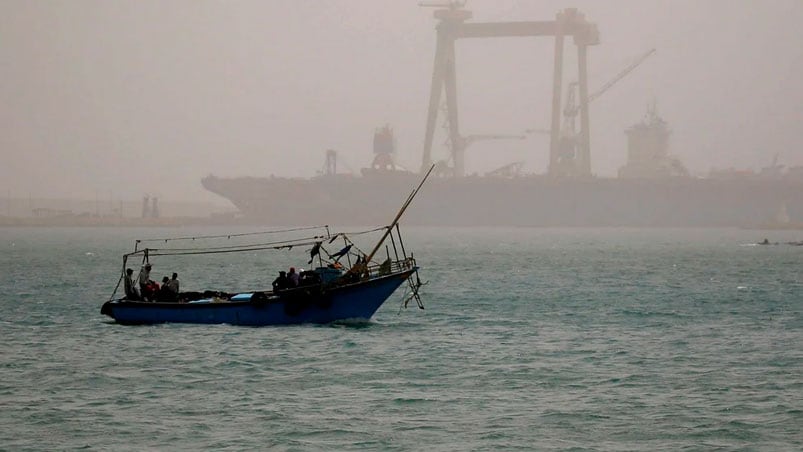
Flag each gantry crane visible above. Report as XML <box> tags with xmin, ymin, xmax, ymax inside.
<box><xmin>419</xmin><ymin>2</ymin><xmax>599</xmax><ymax>177</ymax></box>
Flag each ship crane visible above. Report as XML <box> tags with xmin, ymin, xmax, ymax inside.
<box><xmin>435</xmin><ymin>133</ymin><xmax>526</xmax><ymax>177</ymax></box>
<box><xmin>567</xmin><ymin>48</ymin><xmax>656</xmax><ymax>119</ymax></box>
<box><xmin>533</xmin><ymin>48</ymin><xmax>655</xmax><ymax>177</ymax></box>
<box><xmin>460</xmin><ymin>133</ymin><xmax>526</xmax><ymax>147</ymax></box>
<box><xmin>486</xmin><ymin>161</ymin><xmax>525</xmax><ymax>178</ymax></box>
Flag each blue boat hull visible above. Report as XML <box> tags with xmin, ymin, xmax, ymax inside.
<box><xmin>101</xmin><ymin>269</ymin><xmax>415</xmax><ymax>326</ymax></box>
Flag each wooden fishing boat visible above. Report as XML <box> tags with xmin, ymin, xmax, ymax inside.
<box><xmin>100</xmin><ymin>167</ymin><xmax>433</xmax><ymax>326</ymax></box>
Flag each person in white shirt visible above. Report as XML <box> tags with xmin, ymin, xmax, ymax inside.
<box><xmin>138</xmin><ymin>263</ymin><xmax>153</xmax><ymax>300</ymax></box>
<box><xmin>288</xmin><ymin>267</ymin><xmax>299</xmax><ymax>287</ymax></box>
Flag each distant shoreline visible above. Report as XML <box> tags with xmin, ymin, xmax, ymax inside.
<box><xmin>2</xmin><ymin>215</ymin><xmax>802</xmax><ymax>230</ymax></box>
<box><xmin>0</xmin><ymin>215</ymin><xmax>246</xmax><ymax>228</ymax></box>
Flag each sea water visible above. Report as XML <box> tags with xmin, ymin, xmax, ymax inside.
<box><xmin>0</xmin><ymin>226</ymin><xmax>801</xmax><ymax>450</ymax></box>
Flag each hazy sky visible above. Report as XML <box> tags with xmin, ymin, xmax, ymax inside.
<box><xmin>2</xmin><ymin>0</ymin><xmax>802</xmax><ymax>203</ymax></box>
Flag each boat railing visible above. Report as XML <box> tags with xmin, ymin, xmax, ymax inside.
<box><xmin>274</xmin><ymin>256</ymin><xmax>415</xmax><ymax>293</ymax></box>
<box><xmin>380</xmin><ymin>256</ymin><xmax>415</xmax><ymax>273</ymax></box>
<box><xmin>359</xmin><ymin>256</ymin><xmax>416</xmax><ymax>280</ymax></box>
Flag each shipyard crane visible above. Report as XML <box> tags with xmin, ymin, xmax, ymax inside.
<box><xmin>535</xmin><ymin>48</ymin><xmax>655</xmax><ymax>177</ymax></box>
<box><xmin>434</xmin><ymin>98</ymin><xmax>527</xmax><ymax>175</ymax></box>
<box><xmin>419</xmin><ymin>3</ymin><xmax>599</xmax><ymax>177</ymax></box>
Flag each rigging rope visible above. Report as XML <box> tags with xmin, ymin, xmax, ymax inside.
<box><xmin>107</xmin><ymin>255</ymin><xmax>126</xmax><ymax>302</ymax></box>
<box><xmin>125</xmin><ymin>226</ymin><xmax>389</xmax><ymax>257</ymax></box>
<box><xmin>145</xmin><ymin>240</ymin><xmax>327</xmax><ymax>257</ymax></box>
<box><xmin>135</xmin><ymin>225</ymin><xmax>329</xmax><ymax>244</ymax></box>
<box><xmin>141</xmin><ymin>235</ymin><xmax>328</xmax><ymax>254</ymax></box>
<box><xmin>334</xmin><ymin>226</ymin><xmax>388</xmax><ymax>236</ymax></box>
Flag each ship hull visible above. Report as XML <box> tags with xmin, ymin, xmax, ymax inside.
<box><xmin>202</xmin><ymin>174</ymin><xmax>803</xmax><ymax>227</ymax></box>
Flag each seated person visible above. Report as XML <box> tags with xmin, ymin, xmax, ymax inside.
<box><xmin>272</xmin><ymin>271</ymin><xmax>289</xmax><ymax>292</ymax></box>
<box><xmin>299</xmin><ymin>270</ymin><xmax>321</xmax><ymax>286</ymax></box>
<box><xmin>156</xmin><ymin>276</ymin><xmax>175</xmax><ymax>302</ymax></box>
<box><xmin>378</xmin><ymin>258</ymin><xmax>392</xmax><ymax>275</ymax></box>
<box><xmin>166</xmin><ymin>272</ymin><xmax>180</xmax><ymax>295</ymax></box>
<box><xmin>287</xmin><ymin>267</ymin><xmax>300</xmax><ymax>287</ymax></box>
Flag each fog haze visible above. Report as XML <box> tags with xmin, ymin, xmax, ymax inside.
<box><xmin>2</xmin><ymin>0</ymin><xmax>802</xmax><ymax>203</ymax></box>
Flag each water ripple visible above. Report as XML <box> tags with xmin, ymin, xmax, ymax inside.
<box><xmin>0</xmin><ymin>227</ymin><xmax>801</xmax><ymax>449</ymax></box>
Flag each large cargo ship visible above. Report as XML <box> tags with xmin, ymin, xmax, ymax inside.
<box><xmin>202</xmin><ymin>6</ymin><xmax>802</xmax><ymax>228</ymax></box>
<box><xmin>202</xmin><ymin>121</ymin><xmax>803</xmax><ymax>228</ymax></box>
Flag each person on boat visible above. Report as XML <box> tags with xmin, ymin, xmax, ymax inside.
<box><xmin>299</xmin><ymin>269</ymin><xmax>321</xmax><ymax>286</ymax></box>
<box><xmin>378</xmin><ymin>258</ymin><xmax>392</xmax><ymax>275</ymax></box>
<box><xmin>288</xmin><ymin>267</ymin><xmax>300</xmax><ymax>287</ymax></box>
<box><xmin>137</xmin><ymin>262</ymin><xmax>159</xmax><ymax>301</ymax></box>
<box><xmin>166</xmin><ymin>272</ymin><xmax>180</xmax><ymax>295</ymax></box>
<box><xmin>157</xmin><ymin>276</ymin><xmax>174</xmax><ymax>302</ymax></box>
<box><xmin>272</xmin><ymin>270</ymin><xmax>289</xmax><ymax>292</ymax></box>
<box><xmin>354</xmin><ymin>255</ymin><xmax>370</xmax><ymax>279</ymax></box>
<box><xmin>124</xmin><ymin>268</ymin><xmax>140</xmax><ymax>300</ymax></box>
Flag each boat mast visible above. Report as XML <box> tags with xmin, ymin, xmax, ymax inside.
<box><xmin>359</xmin><ymin>164</ymin><xmax>435</xmax><ymax>268</ymax></box>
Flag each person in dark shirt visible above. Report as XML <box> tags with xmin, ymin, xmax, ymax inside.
<box><xmin>124</xmin><ymin>268</ymin><xmax>140</xmax><ymax>300</ymax></box>
<box><xmin>157</xmin><ymin>276</ymin><xmax>174</xmax><ymax>302</ymax></box>
<box><xmin>272</xmin><ymin>271</ymin><xmax>289</xmax><ymax>292</ymax></box>
<box><xmin>166</xmin><ymin>272</ymin><xmax>180</xmax><ymax>295</ymax></box>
